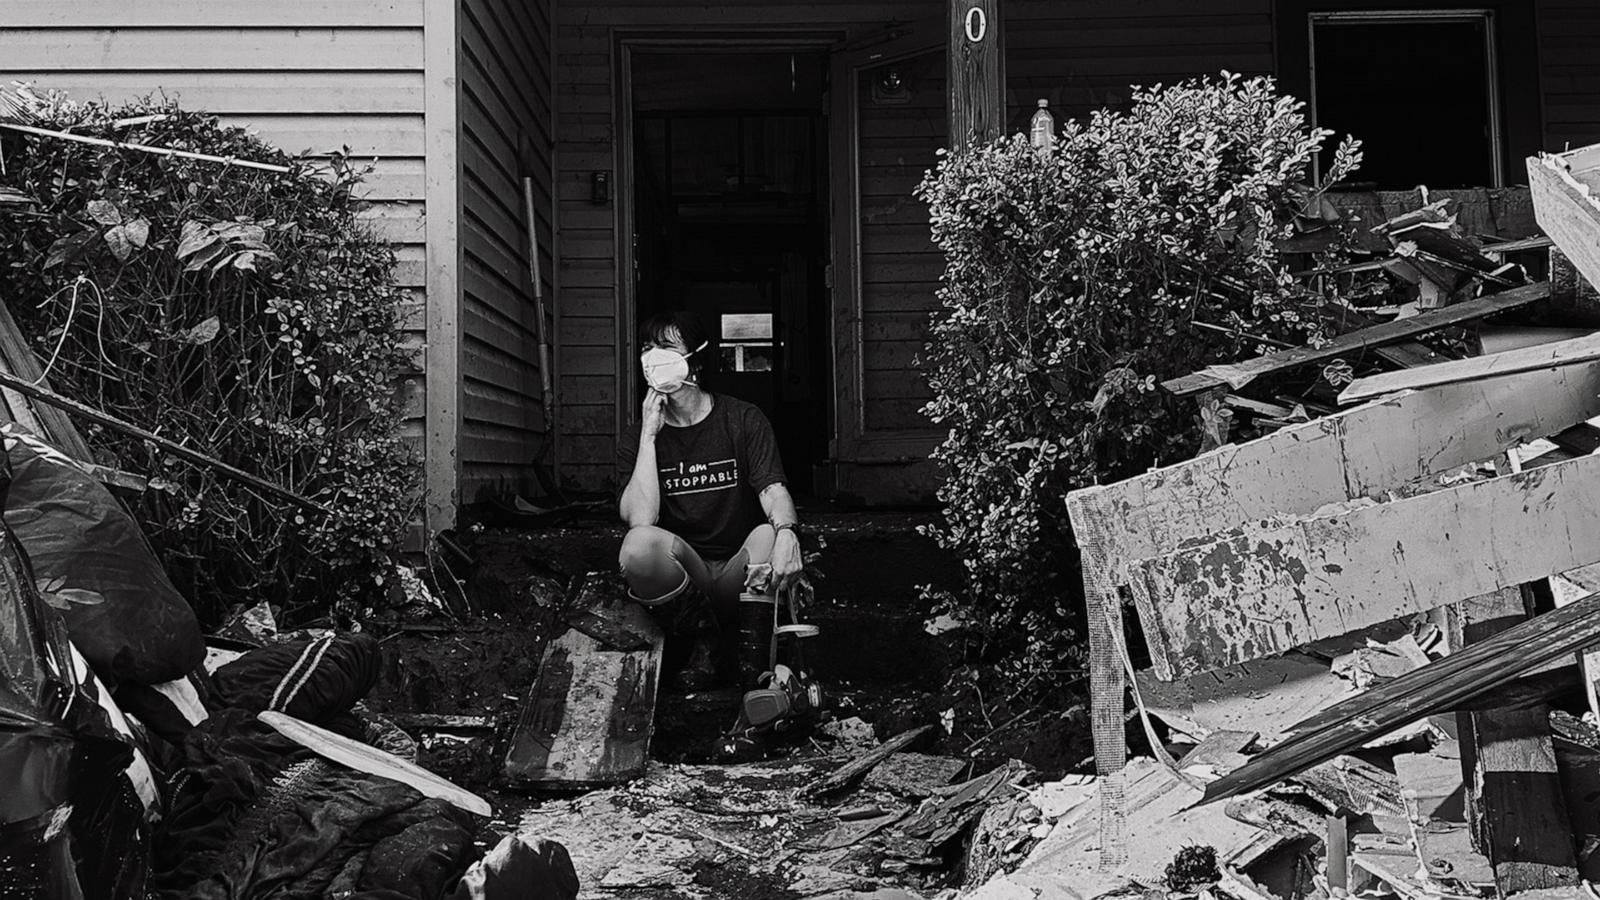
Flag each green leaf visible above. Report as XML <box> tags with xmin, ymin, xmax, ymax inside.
<box><xmin>104</xmin><ymin>225</ymin><xmax>133</xmax><ymax>262</ymax></box>
<box><xmin>86</xmin><ymin>199</ymin><xmax>122</xmax><ymax>226</ymax></box>
<box><xmin>178</xmin><ymin>316</ymin><xmax>222</xmax><ymax>345</ymax></box>
<box><xmin>182</xmin><ymin>242</ymin><xmax>225</xmax><ymax>272</ymax></box>
<box><xmin>175</xmin><ymin>220</ymin><xmax>217</xmax><ymax>260</ymax></box>
<box><xmin>124</xmin><ymin>217</ymin><xmax>150</xmax><ymax>248</ymax></box>
<box><xmin>43</xmin><ymin>230</ymin><xmax>96</xmax><ymax>269</ymax></box>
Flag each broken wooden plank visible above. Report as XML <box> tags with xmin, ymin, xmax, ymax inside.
<box><xmin>1340</xmin><ymin>327</ymin><xmax>1600</xmax><ymax>405</ymax></box>
<box><xmin>1530</xmin><ymin>149</ymin><xmax>1600</xmax><ymax>298</ymax></box>
<box><xmin>503</xmin><ymin>573</ymin><xmax>663</xmax><ymax>789</ymax></box>
<box><xmin>386</xmin><ymin>713</ymin><xmax>495</xmax><ymax>732</ymax></box>
<box><xmin>1126</xmin><ymin>450</ymin><xmax>1600</xmax><ymax>678</ymax></box>
<box><xmin>1135</xmin><ymin>654</ymin><xmax>1349</xmax><ymax>744</ymax></box>
<box><xmin>1006</xmin><ymin>757</ymin><xmax>1280</xmax><ymax>900</ymax></box>
<box><xmin>0</xmin><ymin>299</ymin><xmax>94</xmax><ymax>463</ymax></box>
<box><xmin>563</xmin><ymin>582</ymin><xmax>653</xmax><ymax>652</ymax></box>
<box><xmin>1394</xmin><ymin>742</ymin><xmax>1495</xmax><ymax>890</ymax></box>
<box><xmin>1551</xmin><ymin>724</ymin><xmax>1600</xmax><ymax>882</ymax></box>
<box><xmin>259</xmin><ymin>710</ymin><xmax>492</xmax><ymax>816</ymax></box>
<box><xmin>1199</xmin><ymin>590</ymin><xmax>1600</xmax><ymax>806</ymax></box>
<box><xmin>798</xmin><ymin>724</ymin><xmax>935</xmax><ymax>799</ymax></box>
<box><xmin>1162</xmin><ymin>281</ymin><xmax>1551</xmax><ymax>397</ymax></box>
<box><xmin>1452</xmin><ymin>588</ymin><xmax>1580</xmax><ymax>894</ymax></box>
<box><xmin>1069</xmin><ymin>360</ymin><xmax>1600</xmax><ymax>587</ymax></box>
<box><xmin>1470</xmin><ymin>709</ymin><xmax>1579</xmax><ymax>891</ymax></box>
<box><xmin>1071</xmin><ymin>358</ymin><xmax>1600</xmax><ymax>864</ymax></box>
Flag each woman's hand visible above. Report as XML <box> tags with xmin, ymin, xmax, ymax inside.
<box><xmin>641</xmin><ymin>389</ymin><xmax>667</xmax><ymax>440</ymax></box>
<box><xmin>771</xmin><ymin>527</ymin><xmax>803</xmax><ymax>578</ymax></box>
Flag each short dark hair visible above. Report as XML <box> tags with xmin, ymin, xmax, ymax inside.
<box><xmin>639</xmin><ymin>311</ymin><xmax>712</xmax><ymax>376</ymax></box>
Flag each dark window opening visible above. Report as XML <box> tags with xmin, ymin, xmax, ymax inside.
<box><xmin>1311</xmin><ymin>13</ymin><xmax>1500</xmax><ymax>190</ymax></box>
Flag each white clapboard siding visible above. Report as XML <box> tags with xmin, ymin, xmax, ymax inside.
<box><xmin>458</xmin><ymin>0</ymin><xmax>556</xmax><ymax>501</ymax></box>
<box><xmin>0</xmin><ymin>2</ymin><xmax>438</xmax><ymax>517</ymax></box>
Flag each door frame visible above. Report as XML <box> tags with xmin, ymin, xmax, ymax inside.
<box><xmin>826</xmin><ymin>19</ymin><xmax>943</xmax><ymax>461</ymax></box>
<box><xmin>612</xmin><ymin>31</ymin><xmax>842</xmax><ymax>447</ymax></box>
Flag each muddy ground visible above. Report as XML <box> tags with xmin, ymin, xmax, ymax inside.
<box><xmin>360</xmin><ymin>507</ymin><xmax>1094</xmax><ymax>897</ymax></box>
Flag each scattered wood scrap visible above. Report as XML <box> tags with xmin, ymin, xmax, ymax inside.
<box><xmin>799</xmin><ymin>724</ymin><xmax>935</xmax><ymax>799</ymax></box>
<box><xmin>1200</xmin><ymin>590</ymin><xmax>1600</xmax><ymax>805</ymax></box>
<box><xmin>1162</xmin><ymin>281</ymin><xmax>1551</xmax><ymax>397</ymax></box>
<box><xmin>502</xmin><ymin>572</ymin><xmax>664</xmax><ymax>789</ymax></box>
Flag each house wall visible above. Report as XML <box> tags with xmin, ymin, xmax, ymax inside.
<box><xmin>552</xmin><ymin>0</ymin><xmax>1278</xmax><ymax>498</ymax></box>
<box><xmin>458</xmin><ymin>0</ymin><xmax>557</xmax><ymax>503</ymax></box>
<box><xmin>0</xmin><ymin>1</ymin><xmax>432</xmax><ymax>433</ymax></box>
<box><xmin>0</xmin><ymin>0</ymin><xmax>440</xmax><ymax>523</ymax></box>
<box><xmin>1538</xmin><ymin>0</ymin><xmax>1600</xmax><ymax>152</ymax></box>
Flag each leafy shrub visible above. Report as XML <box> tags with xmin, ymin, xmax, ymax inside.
<box><xmin>0</xmin><ymin>94</ymin><xmax>419</xmax><ymax>623</ymax></box>
<box><xmin>914</xmin><ymin>74</ymin><xmax>1360</xmax><ymax>683</ymax></box>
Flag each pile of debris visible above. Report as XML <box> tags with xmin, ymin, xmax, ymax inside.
<box><xmin>1015</xmin><ymin>143</ymin><xmax>1600</xmax><ymax>899</ymax></box>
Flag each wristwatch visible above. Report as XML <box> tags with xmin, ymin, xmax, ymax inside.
<box><xmin>774</xmin><ymin>522</ymin><xmax>801</xmax><ymax>538</ymax></box>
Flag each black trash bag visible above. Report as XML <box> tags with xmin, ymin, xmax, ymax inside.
<box><xmin>2</xmin><ymin>425</ymin><xmax>204</xmax><ymax>685</ymax></box>
<box><xmin>0</xmin><ymin>451</ymin><xmax>144</xmax><ymax>899</ymax></box>
<box><xmin>150</xmin><ymin>709</ymin><xmax>479</xmax><ymax>900</ymax></box>
<box><xmin>209</xmin><ymin>633</ymin><xmax>382</xmax><ymax>738</ymax></box>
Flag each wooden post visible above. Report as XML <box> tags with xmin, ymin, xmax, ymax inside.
<box><xmin>947</xmin><ymin>0</ymin><xmax>1004</xmax><ymax>153</ymax></box>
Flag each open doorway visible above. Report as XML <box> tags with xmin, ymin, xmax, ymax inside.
<box><xmin>629</xmin><ymin>49</ymin><xmax>830</xmax><ymax>495</ymax></box>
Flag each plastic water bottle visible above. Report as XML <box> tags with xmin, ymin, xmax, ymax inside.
<box><xmin>1031</xmin><ymin>98</ymin><xmax>1055</xmax><ymax>153</ymax></box>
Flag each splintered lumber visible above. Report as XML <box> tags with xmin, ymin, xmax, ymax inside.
<box><xmin>1452</xmin><ymin>589</ymin><xmax>1579</xmax><ymax>893</ymax></box>
<box><xmin>1069</xmin><ymin>362</ymin><xmax>1600</xmax><ymax>582</ymax></box>
<box><xmin>259</xmin><ymin>711</ymin><xmax>492</xmax><ymax>817</ymax></box>
<box><xmin>0</xmin><ymin>302</ymin><xmax>93</xmax><ymax>463</ymax></box>
<box><xmin>503</xmin><ymin>574</ymin><xmax>664</xmax><ymax>789</ymax></box>
<box><xmin>1068</xmin><ymin>362</ymin><xmax>1600</xmax><ymax>862</ymax></box>
<box><xmin>1006</xmin><ymin>758</ymin><xmax>1281</xmax><ymax>900</ymax></box>
<box><xmin>1198</xmin><ymin>590</ymin><xmax>1600</xmax><ymax>806</ymax></box>
<box><xmin>1161</xmin><ymin>281</ymin><xmax>1552</xmax><ymax>397</ymax></box>
<box><xmin>1340</xmin><ymin>328</ymin><xmax>1600</xmax><ymax>404</ymax></box>
<box><xmin>799</xmin><ymin>724</ymin><xmax>935</xmax><ymax>798</ymax></box>
<box><xmin>1529</xmin><ymin>148</ymin><xmax>1600</xmax><ymax>297</ymax></box>
<box><xmin>1126</xmin><ymin>451</ymin><xmax>1600</xmax><ymax>678</ymax></box>
<box><xmin>1135</xmin><ymin>654</ymin><xmax>1349</xmax><ymax>744</ymax></box>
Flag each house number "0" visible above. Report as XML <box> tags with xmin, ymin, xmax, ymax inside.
<box><xmin>964</xmin><ymin>6</ymin><xmax>988</xmax><ymax>42</ymax></box>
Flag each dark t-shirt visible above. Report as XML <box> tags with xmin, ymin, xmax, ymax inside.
<box><xmin>618</xmin><ymin>394</ymin><xmax>787</xmax><ymax>559</ymax></box>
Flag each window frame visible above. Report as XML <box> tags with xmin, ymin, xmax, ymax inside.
<box><xmin>1307</xmin><ymin>8</ymin><xmax>1503</xmax><ymax>187</ymax></box>
<box><xmin>1274</xmin><ymin>0</ymin><xmax>1542</xmax><ymax>189</ymax></box>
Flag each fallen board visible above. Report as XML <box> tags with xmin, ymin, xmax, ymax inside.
<box><xmin>1529</xmin><ymin>148</ymin><xmax>1600</xmax><ymax>302</ymax></box>
<box><xmin>1162</xmin><ymin>281</ymin><xmax>1552</xmax><ymax>397</ymax></box>
<box><xmin>503</xmin><ymin>572</ymin><xmax>664</xmax><ymax>789</ymax></box>
<box><xmin>1200</xmin><ymin>590</ymin><xmax>1600</xmax><ymax>805</ymax></box>
<box><xmin>1339</xmin><ymin>328</ymin><xmax>1600</xmax><ymax>404</ymax></box>
<box><xmin>1125</xmin><ymin>450</ymin><xmax>1600</xmax><ymax>678</ymax></box>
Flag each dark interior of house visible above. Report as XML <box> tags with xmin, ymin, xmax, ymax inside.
<box><xmin>631</xmin><ymin>50</ymin><xmax>831</xmax><ymax>494</ymax></box>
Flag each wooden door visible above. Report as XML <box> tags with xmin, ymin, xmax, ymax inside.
<box><xmin>828</xmin><ymin>22</ymin><xmax>948</xmax><ymax>463</ymax></box>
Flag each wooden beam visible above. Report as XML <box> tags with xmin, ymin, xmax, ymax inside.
<box><xmin>1067</xmin><ymin>360</ymin><xmax>1600</xmax><ymax>609</ymax></box>
<box><xmin>0</xmin><ymin>300</ymin><xmax>93</xmax><ymax>463</ymax></box>
<box><xmin>423</xmin><ymin>0</ymin><xmax>463</xmax><ymax>533</ymax></box>
<box><xmin>1162</xmin><ymin>282</ymin><xmax>1552</xmax><ymax>398</ymax></box>
<box><xmin>1200</xmin><ymin>590</ymin><xmax>1600</xmax><ymax>806</ymax></box>
<box><xmin>1529</xmin><ymin>149</ymin><xmax>1600</xmax><ymax>298</ymax></box>
<box><xmin>946</xmin><ymin>0</ymin><xmax>1003</xmax><ymax>153</ymax></box>
<box><xmin>1341</xmin><ymin>327</ymin><xmax>1600</xmax><ymax>405</ymax></box>
<box><xmin>1126</xmin><ymin>450</ymin><xmax>1600</xmax><ymax>678</ymax></box>
<box><xmin>502</xmin><ymin>575</ymin><xmax>663</xmax><ymax>789</ymax></box>
<box><xmin>1452</xmin><ymin>590</ymin><xmax>1580</xmax><ymax>894</ymax></box>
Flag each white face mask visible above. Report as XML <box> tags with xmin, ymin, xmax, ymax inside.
<box><xmin>640</xmin><ymin>341</ymin><xmax>706</xmax><ymax>394</ymax></box>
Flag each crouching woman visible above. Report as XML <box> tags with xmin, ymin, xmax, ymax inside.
<box><xmin>616</xmin><ymin>311</ymin><xmax>803</xmax><ymax>689</ymax></box>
